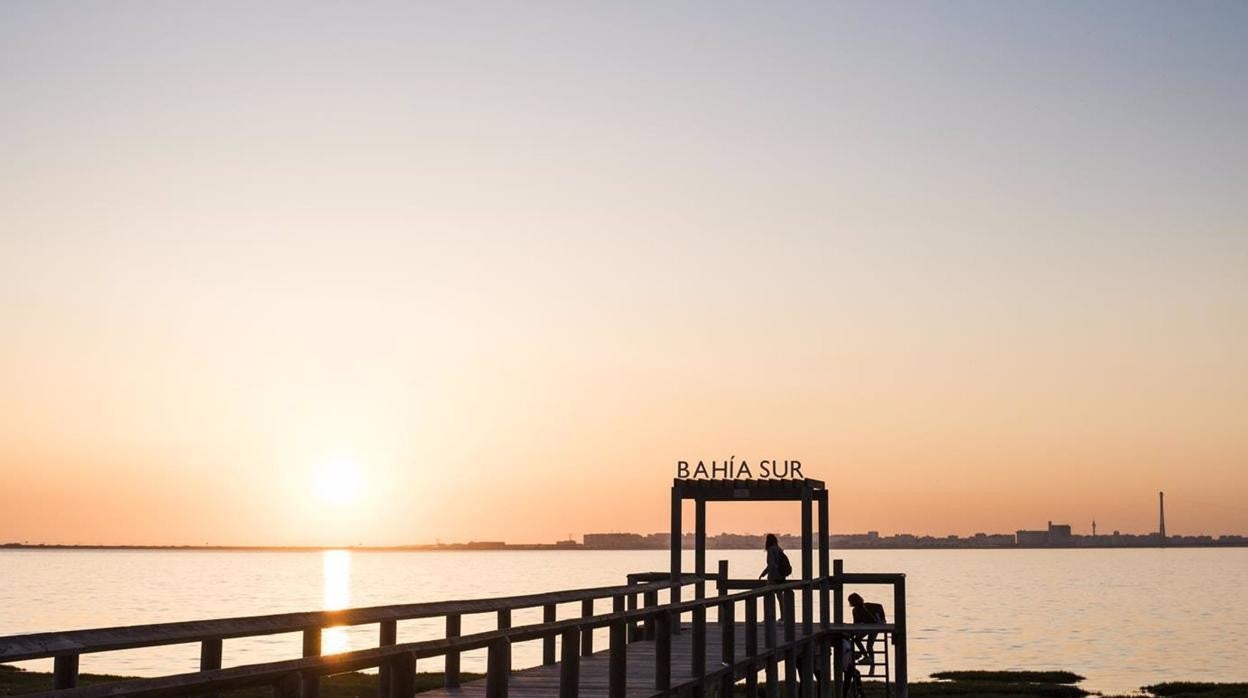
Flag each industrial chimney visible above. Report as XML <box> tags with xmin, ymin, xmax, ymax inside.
<box><xmin>1159</xmin><ymin>491</ymin><xmax>1167</xmax><ymax>546</ymax></box>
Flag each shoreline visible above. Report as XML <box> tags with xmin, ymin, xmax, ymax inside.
<box><xmin>4</xmin><ymin>544</ymin><xmax>1248</xmax><ymax>552</ymax></box>
<box><xmin>3</xmin><ymin>665</ymin><xmax>1244</xmax><ymax>697</ymax></box>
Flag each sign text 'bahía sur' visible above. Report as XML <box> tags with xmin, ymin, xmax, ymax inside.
<box><xmin>677</xmin><ymin>459</ymin><xmax>803</xmax><ymax>479</ymax></box>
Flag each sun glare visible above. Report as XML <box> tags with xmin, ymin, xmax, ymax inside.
<box><xmin>314</xmin><ymin>459</ymin><xmax>361</xmax><ymax>505</ymax></box>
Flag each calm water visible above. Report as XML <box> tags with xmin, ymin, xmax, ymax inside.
<box><xmin>2</xmin><ymin>548</ymin><xmax>1246</xmax><ymax>694</ymax></box>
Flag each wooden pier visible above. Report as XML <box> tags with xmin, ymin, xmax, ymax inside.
<box><xmin>0</xmin><ymin>479</ymin><xmax>908</xmax><ymax>698</ymax></box>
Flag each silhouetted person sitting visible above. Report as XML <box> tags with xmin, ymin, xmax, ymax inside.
<box><xmin>758</xmin><ymin>533</ymin><xmax>792</xmax><ymax>621</ymax></box>
<box><xmin>838</xmin><ymin>635</ymin><xmax>865</xmax><ymax>698</ymax></box>
<box><xmin>847</xmin><ymin>592</ymin><xmax>886</xmax><ymax>665</ymax></box>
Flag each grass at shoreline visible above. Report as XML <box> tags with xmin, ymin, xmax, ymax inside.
<box><xmin>3</xmin><ymin>664</ymin><xmax>1245</xmax><ymax>697</ymax></box>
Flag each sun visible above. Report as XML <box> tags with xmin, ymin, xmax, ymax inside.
<box><xmin>314</xmin><ymin>458</ymin><xmax>361</xmax><ymax>505</ymax></box>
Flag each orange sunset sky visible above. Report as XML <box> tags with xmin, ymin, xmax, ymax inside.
<box><xmin>2</xmin><ymin>2</ymin><xmax>1246</xmax><ymax>545</ymax></box>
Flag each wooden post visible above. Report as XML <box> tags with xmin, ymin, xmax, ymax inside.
<box><xmin>643</xmin><ymin>589</ymin><xmax>658</xmax><ymax>640</ymax></box>
<box><xmin>543</xmin><ymin>604</ymin><xmax>557</xmax><ymax>664</ymax></box>
<box><xmin>764</xmin><ymin>592</ymin><xmax>778</xmax><ymax>698</ymax></box>
<box><xmin>609</xmin><ymin>619</ymin><xmax>627</xmax><ymax>698</ymax></box>
<box><xmin>581</xmin><ymin>598</ymin><xmax>594</xmax><ymax>655</ymax></box>
<box><xmin>718</xmin><ymin>559</ymin><xmax>729</xmax><ymax>596</ymax></box>
<box><xmin>784</xmin><ymin>592</ymin><xmax>796</xmax><ymax>642</ymax></box>
<box><xmin>378</xmin><ymin>620</ymin><xmax>397</xmax><ymax>698</ymax></box>
<box><xmin>801</xmin><ymin>639</ymin><xmax>816</xmax><ymax>698</ymax></box>
<box><xmin>559</xmin><ymin>627</ymin><xmax>580</xmax><ymax>698</ymax></box>
<box><xmin>695</xmin><ymin>496</ymin><xmax>707</xmax><ymax>600</ymax></box>
<box><xmin>497</xmin><ymin>608</ymin><xmax>511</xmax><ymax>630</ymax></box>
<box><xmin>745</xmin><ymin>594</ymin><xmax>759</xmax><ymax>697</ymax></box>
<box><xmin>655</xmin><ymin>611</ymin><xmax>672</xmax><ymax>691</ymax></box>
<box><xmin>302</xmin><ymin>629</ymin><xmax>321</xmax><ymax>698</ymax></box>
<box><xmin>801</xmin><ymin>490</ymin><xmax>813</xmax><ymax>638</ymax></box>
<box><xmin>671</xmin><ymin>485</ymin><xmax>682</xmax><ymax>615</ymax></box>
<box><xmin>692</xmin><ymin>604</ymin><xmax>706</xmax><ymax>682</ymax></box>
<box><xmin>200</xmin><ymin>638</ymin><xmax>222</xmax><ymax>698</ymax></box>
<box><xmin>894</xmin><ymin>576</ymin><xmax>909</xmax><ymax>698</ymax></box>
<box><xmin>486</xmin><ymin>636</ymin><xmax>510</xmax><ymax>698</ymax></box>
<box><xmin>445</xmin><ymin>614</ymin><xmax>461</xmax><ymax>688</ymax></box>
<box><xmin>764</xmin><ymin>592</ymin><xmax>777</xmax><ymax>648</ymax></box>
<box><xmin>52</xmin><ymin>655</ymin><xmax>79</xmax><ymax>690</ymax></box>
<box><xmin>276</xmin><ymin>672</ymin><xmax>303</xmax><ymax>698</ymax></box>
<box><xmin>833</xmin><ymin>560</ymin><xmax>844</xmax><ymax>698</ymax></box>
<box><xmin>785</xmin><ymin>646</ymin><xmax>799</xmax><ymax>698</ymax></box>
<box><xmin>302</xmin><ymin>628</ymin><xmax>321</xmax><ymax>656</ymax></box>
<box><xmin>720</xmin><ymin>599</ymin><xmax>736</xmax><ymax>696</ymax></box>
<box><xmin>627</xmin><ymin>589</ymin><xmax>639</xmax><ymax>641</ymax></box>
<box><xmin>390</xmin><ymin>652</ymin><xmax>416</xmax><ymax>698</ymax></box>
<box><xmin>818</xmin><ymin>636</ymin><xmax>833</xmax><ymax>698</ymax></box>
<box><xmin>818</xmin><ymin>491</ymin><xmax>830</xmax><ymax>629</ymax></box>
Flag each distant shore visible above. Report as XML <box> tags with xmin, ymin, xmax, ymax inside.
<box><xmin>3</xmin><ymin>541</ymin><xmax>1247</xmax><ymax>552</ymax></box>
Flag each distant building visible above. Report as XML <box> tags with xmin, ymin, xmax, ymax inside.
<box><xmin>1047</xmin><ymin>522</ymin><xmax>1073</xmax><ymax>545</ymax></box>
<box><xmin>1016</xmin><ymin>530</ymin><xmax>1048</xmax><ymax>547</ymax></box>
<box><xmin>583</xmin><ymin>533</ymin><xmax>649</xmax><ymax>549</ymax></box>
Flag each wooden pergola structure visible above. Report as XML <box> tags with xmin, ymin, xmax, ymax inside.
<box><xmin>670</xmin><ymin>478</ymin><xmax>829</xmax><ymax>606</ymax></box>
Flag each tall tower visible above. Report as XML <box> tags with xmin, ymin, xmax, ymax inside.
<box><xmin>1158</xmin><ymin>491</ymin><xmax>1167</xmax><ymax>546</ymax></box>
<box><xmin>1092</xmin><ymin>519</ymin><xmax>1097</xmax><ymax>537</ymax></box>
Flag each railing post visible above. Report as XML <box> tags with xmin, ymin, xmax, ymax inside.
<box><xmin>764</xmin><ymin>592</ymin><xmax>779</xmax><ymax>698</ymax></box>
<box><xmin>692</xmin><ymin>603</ymin><xmax>706</xmax><ymax>686</ymax></box>
<box><xmin>543</xmin><ymin>604</ymin><xmax>557</xmax><ymax>664</ymax></box>
<box><xmin>275</xmin><ymin>671</ymin><xmax>303</xmax><ymax>698</ymax></box>
<box><xmin>833</xmin><ymin>559</ymin><xmax>844</xmax><ymax>698</ymax></box>
<box><xmin>720</xmin><ymin>599</ymin><xmax>736</xmax><ymax>696</ymax></box>
<box><xmin>301</xmin><ymin>629</ymin><xmax>321</xmax><ymax>698</ymax></box>
<box><xmin>784</xmin><ymin>592</ymin><xmax>797</xmax><ymax>698</ymax></box>
<box><xmin>745</xmin><ymin>594</ymin><xmax>759</xmax><ymax>697</ymax></box>
<box><xmin>655</xmin><ymin>611</ymin><xmax>672</xmax><ymax>691</ymax></box>
<box><xmin>894</xmin><ymin>576</ymin><xmax>909</xmax><ymax>698</ymax></box>
<box><xmin>785</xmin><ymin>647</ymin><xmax>798</xmax><ymax>698</ymax></box>
<box><xmin>200</xmin><ymin>638</ymin><xmax>222</xmax><ymax>698</ymax></box>
<box><xmin>643</xmin><ymin>589</ymin><xmax>659</xmax><ymax>640</ymax></box>
<box><xmin>486</xmin><ymin>636</ymin><xmax>510</xmax><ymax>698</ymax></box>
<box><xmin>581</xmin><ymin>598</ymin><xmax>595</xmax><ymax>655</ymax></box>
<box><xmin>559</xmin><ymin>627</ymin><xmax>580</xmax><ymax>698</ymax></box>
<box><xmin>627</xmin><ymin>588</ymin><xmax>640</xmax><ymax>641</ymax></box>
<box><xmin>52</xmin><ymin>655</ymin><xmax>79</xmax><ymax>690</ymax></box>
<box><xmin>718</xmin><ymin>559</ymin><xmax>729</xmax><ymax>596</ymax></box>
<box><xmin>784</xmin><ymin>591</ymin><xmax>796</xmax><ymax>642</ymax></box>
<box><xmin>497</xmin><ymin>608</ymin><xmax>511</xmax><ymax>630</ymax></box>
<box><xmin>390</xmin><ymin>651</ymin><xmax>416</xmax><ymax>698</ymax></box>
<box><xmin>818</xmin><ymin>636</ymin><xmax>833</xmax><ymax>698</ymax></box>
<box><xmin>378</xmin><ymin>620</ymin><xmax>397</xmax><ymax>698</ymax></box>
<box><xmin>609</xmin><ymin>619</ymin><xmax>627</xmax><ymax>698</ymax></box>
<box><xmin>445</xmin><ymin>614</ymin><xmax>461</xmax><ymax>688</ymax></box>
<box><xmin>801</xmin><ymin>639</ymin><xmax>816</xmax><ymax>698</ymax></box>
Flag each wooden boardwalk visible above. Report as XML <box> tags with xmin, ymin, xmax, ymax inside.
<box><xmin>0</xmin><ymin>479</ymin><xmax>909</xmax><ymax>697</ymax></box>
<box><xmin>421</xmin><ymin>623</ymin><xmax>828</xmax><ymax>697</ymax></box>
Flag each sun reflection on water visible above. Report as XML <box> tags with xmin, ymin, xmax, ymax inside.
<box><xmin>322</xmin><ymin>550</ymin><xmax>351</xmax><ymax>654</ymax></box>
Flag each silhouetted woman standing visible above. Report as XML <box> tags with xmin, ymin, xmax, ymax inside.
<box><xmin>758</xmin><ymin>533</ymin><xmax>789</xmax><ymax>585</ymax></box>
<box><xmin>759</xmin><ymin>533</ymin><xmax>792</xmax><ymax>623</ymax></box>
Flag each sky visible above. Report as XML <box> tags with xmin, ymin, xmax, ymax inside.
<box><xmin>1</xmin><ymin>1</ymin><xmax>1245</xmax><ymax>545</ymax></box>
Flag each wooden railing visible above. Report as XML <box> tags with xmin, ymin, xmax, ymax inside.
<box><xmin>1</xmin><ymin>575</ymin><xmax>703</xmax><ymax>694</ymax></box>
<box><xmin>2</xmin><ymin>564</ymin><xmax>908</xmax><ymax>698</ymax></box>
